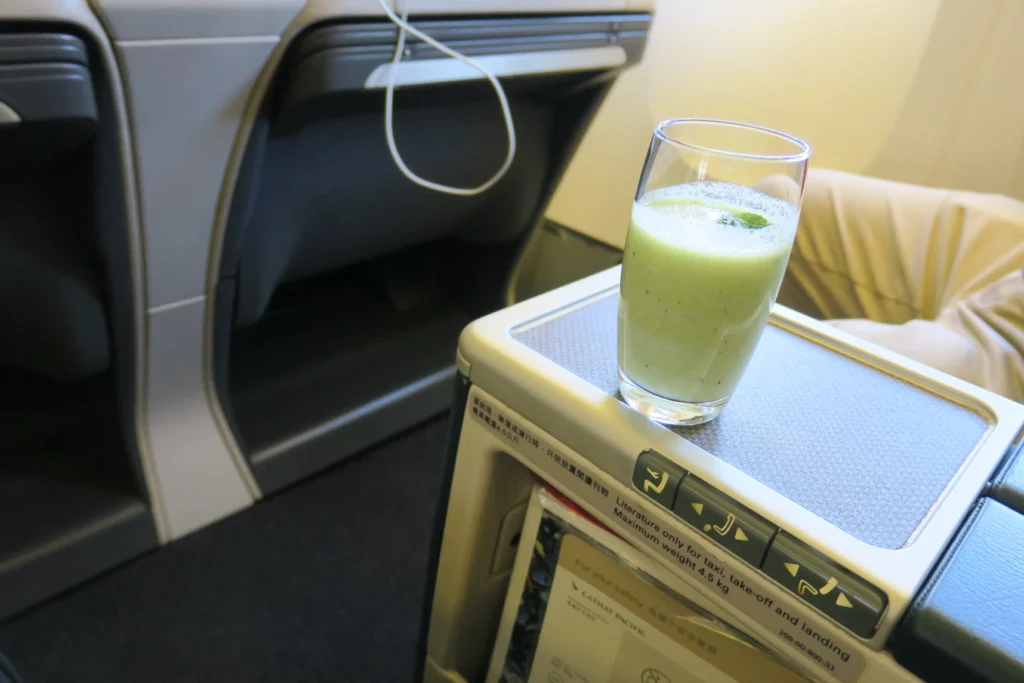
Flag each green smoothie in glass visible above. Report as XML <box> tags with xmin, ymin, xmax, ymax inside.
<box><xmin>618</xmin><ymin>181</ymin><xmax>798</xmax><ymax>420</ymax></box>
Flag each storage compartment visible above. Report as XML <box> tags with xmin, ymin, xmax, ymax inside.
<box><xmin>215</xmin><ymin>14</ymin><xmax>651</xmax><ymax>493</ymax></box>
<box><xmin>227</xmin><ymin>242</ymin><xmax>480</xmax><ymax>487</ymax></box>
<box><xmin>0</xmin><ymin>27</ymin><xmax>156</xmax><ymax>620</ymax></box>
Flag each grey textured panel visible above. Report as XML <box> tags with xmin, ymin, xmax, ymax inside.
<box><xmin>514</xmin><ymin>293</ymin><xmax>990</xmax><ymax>549</ymax></box>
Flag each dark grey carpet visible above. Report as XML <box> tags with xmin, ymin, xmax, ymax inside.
<box><xmin>0</xmin><ymin>416</ymin><xmax>450</xmax><ymax>683</ymax></box>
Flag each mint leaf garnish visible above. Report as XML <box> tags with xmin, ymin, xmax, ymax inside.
<box><xmin>734</xmin><ymin>211</ymin><xmax>770</xmax><ymax>229</ymax></box>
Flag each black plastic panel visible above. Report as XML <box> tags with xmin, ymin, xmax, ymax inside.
<box><xmin>0</xmin><ymin>492</ymin><xmax>157</xmax><ymax>621</ymax></box>
<box><xmin>0</xmin><ymin>33</ymin><xmax>97</xmax><ymax>125</ymax></box>
<box><xmin>0</xmin><ymin>32</ymin><xmax>98</xmax><ymax>169</ymax></box>
<box><xmin>291</xmin><ymin>15</ymin><xmax>651</xmax><ymax>62</ymax></box>
<box><xmin>415</xmin><ymin>372</ymin><xmax>471</xmax><ymax>683</ymax></box>
<box><xmin>230</xmin><ymin>256</ymin><xmax>472</xmax><ymax>493</ymax></box>
<box><xmin>891</xmin><ymin>499</ymin><xmax>1024</xmax><ymax>683</ymax></box>
<box><xmin>0</xmin><ymin>33</ymin><xmax>88</xmax><ymax>66</ymax></box>
<box><xmin>249</xmin><ymin>368</ymin><xmax>455</xmax><ymax>494</ymax></box>
<box><xmin>0</xmin><ymin>24</ymin><xmax>154</xmax><ymax>619</ymax></box>
<box><xmin>0</xmin><ymin>64</ymin><xmax>96</xmax><ymax>122</ymax></box>
<box><xmin>278</xmin><ymin>14</ymin><xmax>650</xmax><ymax>120</ymax></box>
<box><xmin>0</xmin><ymin>366</ymin><xmax>156</xmax><ymax>621</ymax></box>
<box><xmin>991</xmin><ymin>442</ymin><xmax>1024</xmax><ymax>515</ymax></box>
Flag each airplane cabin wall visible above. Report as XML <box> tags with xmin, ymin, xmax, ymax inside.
<box><xmin>547</xmin><ymin>0</ymin><xmax>1024</xmax><ymax>248</ymax></box>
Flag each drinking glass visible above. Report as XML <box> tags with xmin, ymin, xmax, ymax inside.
<box><xmin>618</xmin><ymin>118</ymin><xmax>811</xmax><ymax>425</ymax></box>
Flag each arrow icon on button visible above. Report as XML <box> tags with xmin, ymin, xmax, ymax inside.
<box><xmin>691</xmin><ymin>502</ymin><xmax>704</xmax><ymax>515</ymax></box>
<box><xmin>784</xmin><ymin>562</ymin><xmax>800</xmax><ymax>577</ymax></box>
<box><xmin>735</xmin><ymin>528</ymin><xmax>748</xmax><ymax>542</ymax></box>
<box><xmin>836</xmin><ymin>593</ymin><xmax>853</xmax><ymax>609</ymax></box>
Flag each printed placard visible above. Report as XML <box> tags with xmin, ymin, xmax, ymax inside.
<box><xmin>470</xmin><ymin>390</ymin><xmax>866</xmax><ymax>683</ymax></box>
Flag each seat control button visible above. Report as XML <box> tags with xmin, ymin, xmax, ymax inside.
<box><xmin>671</xmin><ymin>475</ymin><xmax>776</xmax><ymax>567</ymax></box>
<box><xmin>632</xmin><ymin>449</ymin><xmax>686</xmax><ymax>509</ymax></box>
<box><xmin>763</xmin><ymin>531</ymin><xmax>887</xmax><ymax>638</ymax></box>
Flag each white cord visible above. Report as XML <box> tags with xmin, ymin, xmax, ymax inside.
<box><xmin>376</xmin><ymin>0</ymin><xmax>517</xmax><ymax>196</ymax></box>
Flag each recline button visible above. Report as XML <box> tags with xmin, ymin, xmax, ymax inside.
<box><xmin>671</xmin><ymin>475</ymin><xmax>776</xmax><ymax>567</ymax></box>
<box><xmin>763</xmin><ymin>531</ymin><xmax>886</xmax><ymax>638</ymax></box>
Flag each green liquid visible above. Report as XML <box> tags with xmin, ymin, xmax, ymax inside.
<box><xmin>618</xmin><ymin>182</ymin><xmax>798</xmax><ymax>403</ymax></box>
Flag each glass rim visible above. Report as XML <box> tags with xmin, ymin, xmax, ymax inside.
<box><xmin>654</xmin><ymin>118</ymin><xmax>812</xmax><ymax>163</ymax></box>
